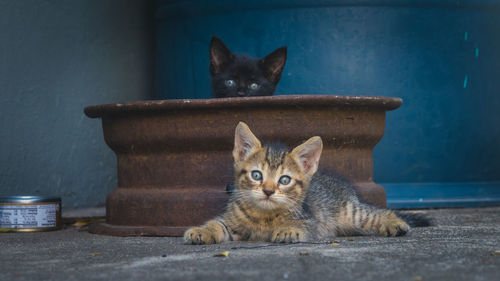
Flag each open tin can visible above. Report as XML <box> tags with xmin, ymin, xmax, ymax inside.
<box><xmin>0</xmin><ymin>196</ymin><xmax>62</xmax><ymax>232</ymax></box>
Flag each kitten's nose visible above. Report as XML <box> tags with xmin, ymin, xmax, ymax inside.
<box><xmin>237</xmin><ymin>91</ymin><xmax>246</xmax><ymax>97</ymax></box>
<box><xmin>263</xmin><ymin>189</ymin><xmax>275</xmax><ymax>197</ymax></box>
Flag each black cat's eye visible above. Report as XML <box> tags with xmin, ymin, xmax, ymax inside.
<box><xmin>251</xmin><ymin>170</ymin><xmax>263</xmax><ymax>181</ymax></box>
<box><xmin>248</xmin><ymin>83</ymin><xmax>260</xmax><ymax>90</ymax></box>
<box><xmin>225</xmin><ymin>79</ymin><xmax>236</xmax><ymax>87</ymax></box>
<box><xmin>279</xmin><ymin>176</ymin><xmax>291</xmax><ymax>185</ymax></box>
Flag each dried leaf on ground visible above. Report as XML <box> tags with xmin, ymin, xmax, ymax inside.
<box><xmin>72</xmin><ymin>221</ymin><xmax>90</xmax><ymax>227</ymax></box>
<box><xmin>214</xmin><ymin>251</ymin><xmax>229</xmax><ymax>257</ymax></box>
<box><xmin>72</xmin><ymin>218</ymin><xmax>105</xmax><ymax>228</ymax></box>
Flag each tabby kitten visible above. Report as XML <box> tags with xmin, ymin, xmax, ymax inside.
<box><xmin>184</xmin><ymin>122</ymin><xmax>429</xmax><ymax>244</ymax></box>
<box><xmin>210</xmin><ymin>36</ymin><xmax>287</xmax><ymax>98</ymax></box>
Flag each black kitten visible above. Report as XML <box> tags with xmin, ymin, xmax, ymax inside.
<box><xmin>210</xmin><ymin>36</ymin><xmax>287</xmax><ymax>98</ymax></box>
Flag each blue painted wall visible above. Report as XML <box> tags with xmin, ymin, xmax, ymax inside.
<box><xmin>156</xmin><ymin>0</ymin><xmax>500</xmax><ymax>207</ymax></box>
<box><xmin>0</xmin><ymin>0</ymin><xmax>154</xmax><ymax>209</ymax></box>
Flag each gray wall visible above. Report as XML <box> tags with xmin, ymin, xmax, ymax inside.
<box><xmin>0</xmin><ymin>0</ymin><xmax>154</xmax><ymax>209</ymax></box>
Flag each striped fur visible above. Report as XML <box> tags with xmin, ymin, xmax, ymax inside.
<box><xmin>184</xmin><ymin>122</ymin><xmax>429</xmax><ymax>244</ymax></box>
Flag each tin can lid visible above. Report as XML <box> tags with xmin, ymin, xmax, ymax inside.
<box><xmin>0</xmin><ymin>196</ymin><xmax>61</xmax><ymax>204</ymax></box>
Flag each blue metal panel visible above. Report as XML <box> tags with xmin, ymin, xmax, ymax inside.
<box><xmin>155</xmin><ymin>0</ymin><xmax>500</xmax><ymax>207</ymax></box>
<box><xmin>385</xmin><ymin>182</ymin><xmax>500</xmax><ymax>208</ymax></box>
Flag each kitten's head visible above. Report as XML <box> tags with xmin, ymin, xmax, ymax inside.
<box><xmin>210</xmin><ymin>36</ymin><xmax>287</xmax><ymax>98</ymax></box>
<box><xmin>232</xmin><ymin>122</ymin><xmax>323</xmax><ymax>211</ymax></box>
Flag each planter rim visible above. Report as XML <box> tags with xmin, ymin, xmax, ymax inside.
<box><xmin>84</xmin><ymin>95</ymin><xmax>402</xmax><ymax>118</ymax></box>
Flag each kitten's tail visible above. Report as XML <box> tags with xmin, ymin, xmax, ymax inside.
<box><xmin>396</xmin><ymin>211</ymin><xmax>434</xmax><ymax>227</ymax></box>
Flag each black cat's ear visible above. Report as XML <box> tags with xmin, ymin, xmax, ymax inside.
<box><xmin>233</xmin><ymin>122</ymin><xmax>262</xmax><ymax>163</ymax></box>
<box><xmin>210</xmin><ymin>36</ymin><xmax>234</xmax><ymax>74</ymax></box>
<box><xmin>290</xmin><ymin>136</ymin><xmax>323</xmax><ymax>177</ymax></box>
<box><xmin>259</xmin><ymin>46</ymin><xmax>287</xmax><ymax>85</ymax></box>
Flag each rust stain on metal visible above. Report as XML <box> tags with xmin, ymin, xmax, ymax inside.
<box><xmin>85</xmin><ymin>95</ymin><xmax>402</xmax><ymax>237</ymax></box>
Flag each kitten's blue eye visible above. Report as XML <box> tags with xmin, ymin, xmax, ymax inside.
<box><xmin>279</xmin><ymin>176</ymin><xmax>291</xmax><ymax>185</ymax></box>
<box><xmin>225</xmin><ymin>80</ymin><xmax>235</xmax><ymax>87</ymax></box>
<box><xmin>251</xmin><ymin>171</ymin><xmax>263</xmax><ymax>181</ymax></box>
<box><xmin>248</xmin><ymin>83</ymin><xmax>259</xmax><ymax>90</ymax></box>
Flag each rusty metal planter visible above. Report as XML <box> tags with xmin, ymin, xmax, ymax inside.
<box><xmin>84</xmin><ymin>95</ymin><xmax>401</xmax><ymax>236</ymax></box>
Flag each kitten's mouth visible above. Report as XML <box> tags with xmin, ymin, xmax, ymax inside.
<box><xmin>251</xmin><ymin>191</ymin><xmax>280</xmax><ymax>209</ymax></box>
<box><xmin>258</xmin><ymin>197</ymin><xmax>279</xmax><ymax>209</ymax></box>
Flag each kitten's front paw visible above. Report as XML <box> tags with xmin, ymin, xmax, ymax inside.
<box><xmin>379</xmin><ymin>217</ymin><xmax>409</xmax><ymax>237</ymax></box>
<box><xmin>271</xmin><ymin>227</ymin><xmax>305</xmax><ymax>243</ymax></box>
<box><xmin>184</xmin><ymin>227</ymin><xmax>217</xmax><ymax>245</ymax></box>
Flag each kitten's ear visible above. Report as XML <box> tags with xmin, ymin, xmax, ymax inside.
<box><xmin>259</xmin><ymin>46</ymin><xmax>287</xmax><ymax>85</ymax></box>
<box><xmin>291</xmin><ymin>136</ymin><xmax>323</xmax><ymax>177</ymax></box>
<box><xmin>210</xmin><ymin>36</ymin><xmax>234</xmax><ymax>74</ymax></box>
<box><xmin>233</xmin><ymin>122</ymin><xmax>262</xmax><ymax>163</ymax></box>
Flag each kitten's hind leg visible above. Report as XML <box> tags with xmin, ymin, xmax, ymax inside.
<box><xmin>338</xmin><ymin>202</ymin><xmax>409</xmax><ymax>237</ymax></box>
<box><xmin>373</xmin><ymin>209</ymin><xmax>409</xmax><ymax>237</ymax></box>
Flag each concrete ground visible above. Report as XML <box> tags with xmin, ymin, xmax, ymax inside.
<box><xmin>1</xmin><ymin>207</ymin><xmax>499</xmax><ymax>281</ymax></box>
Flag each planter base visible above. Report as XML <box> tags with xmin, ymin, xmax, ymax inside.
<box><xmin>87</xmin><ymin>182</ymin><xmax>386</xmax><ymax>237</ymax></box>
<box><xmin>89</xmin><ymin>223</ymin><xmax>187</xmax><ymax>237</ymax></box>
